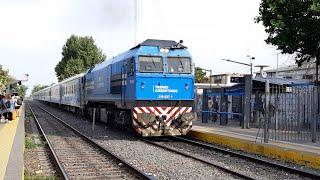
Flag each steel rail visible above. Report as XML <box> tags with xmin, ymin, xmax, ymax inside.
<box><xmin>138</xmin><ymin>137</ymin><xmax>255</xmax><ymax>180</ymax></box>
<box><xmin>173</xmin><ymin>136</ymin><xmax>320</xmax><ymax>179</ymax></box>
<box><xmin>32</xmin><ymin>103</ymin><xmax>153</xmax><ymax>180</ymax></box>
<box><xmin>27</xmin><ymin>103</ymin><xmax>69</xmax><ymax>180</ymax></box>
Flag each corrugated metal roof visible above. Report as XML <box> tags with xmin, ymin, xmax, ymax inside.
<box><xmin>264</xmin><ymin>63</ymin><xmax>316</xmax><ymax>73</ymax></box>
<box><xmin>253</xmin><ymin>77</ymin><xmax>312</xmax><ymax>85</ymax></box>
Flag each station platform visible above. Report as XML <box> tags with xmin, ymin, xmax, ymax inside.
<box><xmin>0</xmin><ymin>106</ymin><xmax>24</xmax><ymax>180</ymax></box>
<box><xmin>189</xmin><ymin>121</ymin><xmax>320</xmax><ymax>170</ymax></box>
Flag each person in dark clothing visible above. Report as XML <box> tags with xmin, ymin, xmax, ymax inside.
<box><xmin>207</xmin><ymin>97</ymin><xmax>213</xmax><ymax>122</ymax></box>
<box><xmin>0</xmin><ymin>94</ymin><xmax>5</xmax><ymax>122</ymax></box>
<box><xmin>3</xmin><ymin>94</ymin><xmax>14</xmax><ymax>122</ymax></box>
<box><xmin>212</xmin><ymin>97</ymin><xmax>219</xmax><ymax>122</ymax></box>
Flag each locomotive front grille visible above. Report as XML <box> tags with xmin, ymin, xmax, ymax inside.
<box><xmin>132</xmin><ymin>106</ymin><xmax>196</xmax><ymax>136</ymax></box>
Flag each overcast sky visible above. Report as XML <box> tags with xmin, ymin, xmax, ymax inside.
<box><xmin>0</xmin><ymin>0</ymin><xmax>295</xmax><ymax>95</ymax></box>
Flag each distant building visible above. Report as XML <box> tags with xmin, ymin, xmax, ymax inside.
<box><xmin>210</xmin><ymin>73</ymin><xmax>246</xmax><ymax>85</ymax></box>
<box><xmin>256</xmin><ymin>63</ymin><xmax>317</xmax><ymax>81</ymax></box>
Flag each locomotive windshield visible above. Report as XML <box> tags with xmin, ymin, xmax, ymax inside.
<box><xmin>138</xmin><ymin>56</ymin><xmax>163</xmax><ymax>72</ymax></box>
<box><xmin>167</xmin><ymin>57</ymin><xmax>191</xmax><ymax>74</ymax></box>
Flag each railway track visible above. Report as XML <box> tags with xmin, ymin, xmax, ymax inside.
<box><xmin>27</xmin><ymin>103</ymin><xmax>152</xmax><ymax>180</ymax></box>
<box><xmin>171</xmin><ymin>136</ymin><xmax>320</xmax><ymax>179</ymax></box>
<box><xmin>139</xmin><ymin>135</ymin><xmax>320</xmax><ymax>180</ymax></box>
<box><xmin>138</xmin><ymin>137</ymin><xmax>255</xmax><ymax>180</ymax></box>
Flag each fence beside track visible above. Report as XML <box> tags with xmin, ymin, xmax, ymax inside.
<box><xmin>200</xmin><ymin>80</ymin><xmax>320</xmax><ymax>143</ymax></box>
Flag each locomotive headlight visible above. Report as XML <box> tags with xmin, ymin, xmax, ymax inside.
<box><xmin>160</xmin><ymin>48</ymin><xmax>169</xmax><ymax>53</ymax></box>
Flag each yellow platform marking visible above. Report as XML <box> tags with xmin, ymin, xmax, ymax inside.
<box><xmin>188</xmin><ymin>129</ymin><xmax>320</xmax><ymax>170</ymax></box>
<box><xmin>0</xmin><ymin>113</ymin><xmax>20</xmax><ymax>179</ymax></box>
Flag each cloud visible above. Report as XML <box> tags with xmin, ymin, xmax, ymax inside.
<box><xmin>0</xmin><ymin>0</ymin><xmax>67</xmax><ymax>49</ymax></box>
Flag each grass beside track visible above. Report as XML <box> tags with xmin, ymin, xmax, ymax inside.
<box><xmin>24</xmin><ymin>171</ymin><xmax>59</xmax><ymax>180</ymax></box>
<box><xmin>25</xmin><ymin>136</ymin><xmax>46</xmax><ymax>149</ymax></box>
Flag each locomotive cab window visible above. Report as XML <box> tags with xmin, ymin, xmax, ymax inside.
<box><xmin>138</xmin><ymin>56</ymin><xmax>163</xmax><ymax>72</ymax></box>
<box><xmin>167</xmin><ymin>57</ymin><xmax>191</xmax><ymax>74</ymax></box>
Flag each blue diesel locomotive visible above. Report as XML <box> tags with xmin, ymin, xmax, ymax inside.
<box><xmin>33</xmin><ymin>39</ymin><xmax>196</xmax><ymax>136</ymax></box>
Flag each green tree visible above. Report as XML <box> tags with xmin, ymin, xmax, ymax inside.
<box><xmin>55</xmin><ymin>35</ymin><xmax>106</xmax><ymax>81</ymax></box>
<box><xmin>195</xmin><ymin>67</ymin><xmax>209</xmax><ymax>83</ymax></box>
<box><xmin>0</xmin><ymin>65</ymin><xmax>10</xmax><ymax>92</ymax></box>
<box><xmin>256</xmin><ymin>0</ymin><xmax>320</xmax><ymax>65</ymax></box>
<box><xmin>14</xmin><ymin>85</ymin><xmax>28</xmax><ymax>97</ymax></box>
<box><xmin>31</xmin><ymin>84</ymin><xmax>49</xmax><ymax>95</ymax></box>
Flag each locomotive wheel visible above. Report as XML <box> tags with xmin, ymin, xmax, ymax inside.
<box><xmin>119</xmin><ymin>111</ymin><xmax>131</xmax><ymax>129</ymax></box>
<box><xmin>105</xmin><ymin>110</ymin><xmax>115</xmax><ymax>127</ymax></box>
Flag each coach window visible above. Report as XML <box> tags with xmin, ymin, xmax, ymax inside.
<box><xmin>167</xmin><ymin>57</ymin><xmax>191</xmax><ymax>74</ymax></box>
<box><xmin>138</xmin><ymin>56</ymin><xmax>163</xmax><ymax>72</ymax></box>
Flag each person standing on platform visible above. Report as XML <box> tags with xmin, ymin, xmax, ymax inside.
<box><xmin>213</xmin><ymin>97</ymin><xmax>219</xmax><ymax>122</ymax></box>
<box><xmin>207</xmin><ymin>97</ymin><xmax>213</xmax><ymax>122</ymax></box>
<box><xmin>12</xmin><ymin>93</ymin><xmax>21</xmax><ymax>117</ymax></box>
<box><xmin>253</xmin><ymin>93</ymin><xmax>264</xmax><ymax>127</ymax></box>
<box><xmin>3</xmin><ymin>94</ymin><xmax>14</xmax><ymax>123</ymax></box>
<box><xmin>0</xmin><ymin>94</ymin><xmax>5</xmax><ymax>122</ymax></box>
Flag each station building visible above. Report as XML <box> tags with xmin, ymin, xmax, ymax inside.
<box><xmin>256</xmin><ymin>63</ymin><xmax>318</xmax><ymax>81</ymax></box>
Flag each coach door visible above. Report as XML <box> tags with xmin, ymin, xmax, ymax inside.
<box><xmin>80</xmin><ymin>76</ymin><xmax>85</xmax><ymax>107</ymax></box>
<box><xmin>121</xmin><ymin>63</ymin><xmax>127</xmax><ymax>107</ymax></box>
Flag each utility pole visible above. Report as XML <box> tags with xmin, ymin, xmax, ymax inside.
<box><xmin>247</xmin><ymin>55</ymin><xmax>255</xmax><ymax>79</ymax></box>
